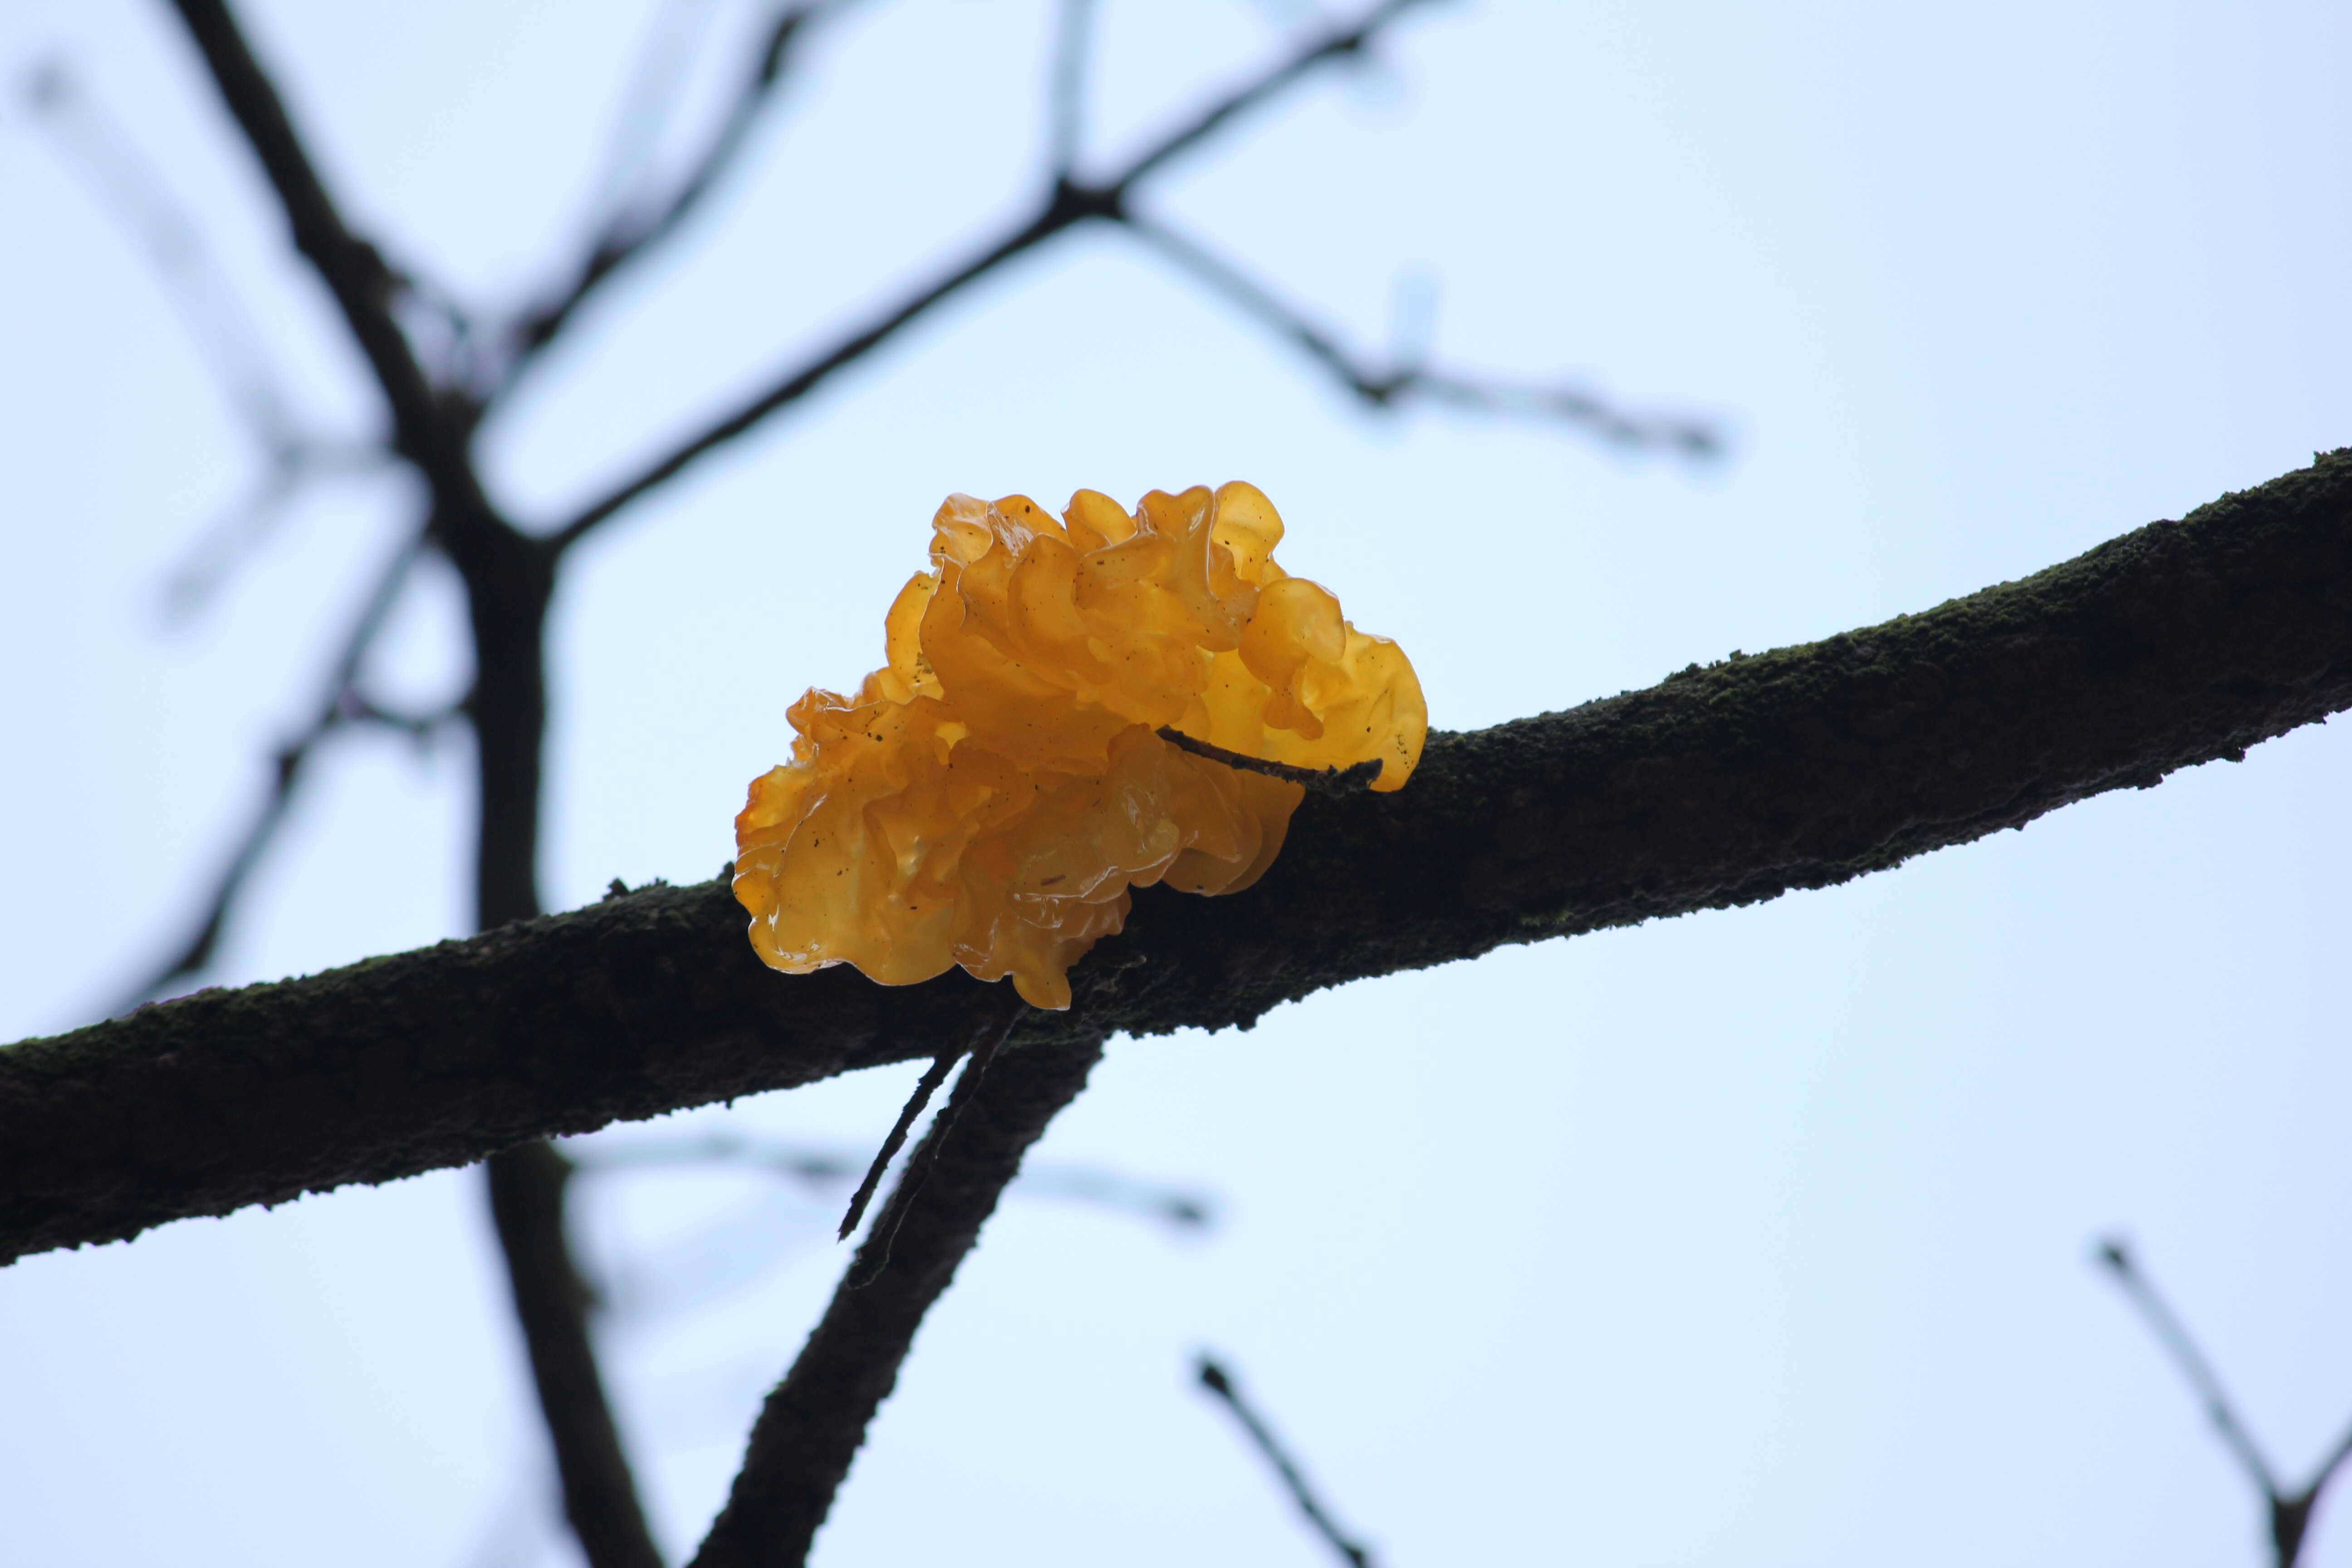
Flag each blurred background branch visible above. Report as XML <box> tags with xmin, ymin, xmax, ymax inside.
<box><xmin>489</xmin><ymin>1142</ymin><xmax>666</xmax><ymax>1568</ymax></box>
<box><xmin>2098</xmin><ymin>1238</ymin><xmax>2352</xmax><ymax>1568</ymax></box>
<box><xmin>108</xmin><ymin>523</ymin><xmax>433</xmax><ymax>1012</ymax></box>
<box><xmin>1197</xmin><ymin>1352</ymin><xmax>1378</xmax><ymax>1568</ymax></box>
<box><xmin>496</xmin><ymin>0</ymin><xmax>867</xmax><ymax>397</ymax></box>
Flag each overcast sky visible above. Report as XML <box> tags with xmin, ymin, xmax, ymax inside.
<box><xmin>3</xmin><ymin>2</ymin><xmax>2349</xmax><ymax>1565</ymax></box>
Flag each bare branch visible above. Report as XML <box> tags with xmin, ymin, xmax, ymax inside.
<box><xmin>836</xmin><ymin>1048</ymin><xmax>959</xmax><ymax>1241</ymax></box>
<box><xmin>164</xmin><ymin>0</ymin><xmax>451</xmax><ymax>464</ymax></box>
<box><xmin>341</xmin><ymin>685</ymin><xmax>466</xmax><ymax>744</ymax></box>
<box><xmin>1107</xmin><ymin>0</ymin><xmax>1438</xmax><ymax>192</ymax></box>
<box><xmin>486</xmin><ymin>1142</ymin><xmax>665</xmax><ymax>1568</ymax></box>
<box><xmin>16</xmin><ymin>450</ymin><xmax>2352</xmax><ymax>1263</ymax></box>
<box><xmin>2096</xmin><ymin>1238</ymin><xmax>2281</xmax><ymax>1498</ymax></box>
<box><xmin>498</xmin><ymin>0</ymin><xmax>861</xmax><ymax>391</ymax></box>
<box><xmin>548</xmin><ymin>199</ymin><xmax>1062</xmax><ymax>549</ymax></box>
<box><xmin>1157</xmin><ymin>726</ymin><xmax>1382</xmax><ymax>794</ymax></box>
<box><xmin>566</xmin><ymin>1133</ymin><xmax>1217</xmax><ymax>1231</ymax></box>
<box><xmin>2097</xmin><ymin>1237</ymin><xmax>2352</xmax><ymax>1568</ymax></box>
<box><xmin>548</xmin><ymin>0</ymin><xmax>1442</xmax><ymax>550</ymax></box>
<box><xmin>686</xmin><ymin>1034</ymin><xmax>1105</xmax><ymax>1568</ymax></box>
<box><xmin>1197</xmin><ymin>1355</ymin><xmax>1376</xmax><ymax>1568</ymax></box>
<box><xmin>1123</xmin><ymin>214</ymin><xmax>1719</xmax><ymax>456</ymax></box>
<box><xmin>844</xmin><ymin>1003</ymin><xmax>1017</xmax><ymax>1284</ymax></box>
<box><xmin>1044</xmin><ymin>0</ymin><xmax>1096</xmax><ymax>182</ymax></box>
<box><xmin>108</xmin><ymin>524</ymin><xmax>426</xmax><ymax>1010</ymax></box>
<box><xmin>1012</xmin><ymin>1163</ymin><xmax>1214</xmax><ymax>1230</ymax></box>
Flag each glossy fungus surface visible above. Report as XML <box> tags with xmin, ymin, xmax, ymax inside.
<box><xmin>734</xmin><ymin>483</ymin><xmax>1426</xmax><ymax>1009</ymax></box>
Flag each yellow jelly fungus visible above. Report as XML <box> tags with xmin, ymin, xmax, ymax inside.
<box><xmin>733</xmin><ymin>482</ymin><xmax>1426</xmax><ymax>1010</ymax></box>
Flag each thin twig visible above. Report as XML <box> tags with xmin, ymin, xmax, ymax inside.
<box><xmin>549</xmin><ymin>0</ymin><xmax>1440</xmax><ymax>549</ymax></box>
<box><xmin>547</xmin><ymin>197</ymin><xmax>1082</xmax><ymax>549</ymax></box>
<box><xmin>565</xmin><ymin>1132</ymin><xmax>1217</xmax><ymax>1231</ymax></box>
<box><xmin>686</xmin><ymin>1034</ymin><xmax>1107</xmax><ymax>1568</ymax></box>
<box><xmin>1196</xmin><ymin>1354</ymin><xmax>1377</xmax><ymax>1568</ymax></box>
<box><xmin>486</xmin><ymin>1142</ymin><xmax>666</xmax><ymax>1568</ymax></box>
<box><xmin>2096</xmin><ymin>1238</ymin><xmax>2281</xmax><ymax>1497</ymax></box>
<box><xmin>499</xmin><ymin>0</ymin><xmax>862</xmax><ymax>390</ymax></box>
<box><xmin>2095</xmin><ymin>1237</ymin><xmax>2352</xmax><ymax>1568</ymax></box>
<box><xmin>1123</xmin><ymin>214</ymin><xmax>1720</xmax><ymax>456</ymax></box>
<box><xmin>110</xmin><ymin>525</ymin><xmax>429</xmax><ymax>1010</ymax></box>
<box><xmin>342</xmin><ymin>686</ymin><xmax>467</xmax><ymax>745</ymax></box>
<box><xmin>1108</xmin><ymin>0</ymin><xmax>1436</xmax><ymax>192</ymax></box>
<box><xmin>837</xmin><ymin>1049</ymin><xmax>960</xmax><ymax>1240</ymax></box>
<box><xmin>1156</xmin><ymin>726</ymin><xmax>1382</xmax><ymax>794</ymax></box>
<box><xmin>848</xmin><ymin>1003</ymin><xmax>1019</xmax><ymax>1284</ymax></box>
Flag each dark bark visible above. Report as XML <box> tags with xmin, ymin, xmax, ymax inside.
<box><xmin>446</xmin><ymin>512</ymin><xmax>559</xmax><ymax>931</ymax></box>
<box><xmin>440</xmin><ymin>514</ymin><xmax>650</xmax><ymax>1557</ymax></box>
<box><xmin>486</xmin><ymin>1142</ymin><xmax>666</xmax><ymax>1568</ymax></box>
<box><xmin>687</xmin><ymin>1034</ymin><xmax>1106</xmax><ymax>1568</ymax></box>
<box><xmin>168</xmin><ymin>6</ymin><xmax>652</xmax><ymax>1557</ymax></box>
<box><xmin>7</xmin><ymin>450</ymin><xmax>2352</xmax><ymax>1264</ymax></box>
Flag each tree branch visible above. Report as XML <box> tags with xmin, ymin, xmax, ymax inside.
<box><xmin>1156</xmin><ymin>726</ymin><xmax>1382</xmax><ymax>794</ymax></box>
<box><xmin>163</xmin><ymin>0</ymin><xmax>449</xmax><ymax>461</ymax></box>
<box><xmin>1105</xmin><ymin>0</ymin><xmax>1437</xmax><ymax>193</ymax></box>
<box><xmin>108</xmin><ymin>525</ymin><xmax>428</xmax><ymax>1010</ymax></box>
<box><xmin>497</xmin><ymin>0</ymin><xmax>857</xmax><ymax>393</ymax></box>
<box><xmin>547</xmin><ymin>0</ymin><xmax>1440</xmax><ymax>550</ymax></box>
<box><xmin>2096</xmin><ymin>1239</ymin><xmax>2280</xmax><ymax>1496</ymax></box>
<box><xmin>486</xmin><ymin>1142</ymin><xmax>666</xmax><ymax>1568</ymax></box>
<box><xmin>11</xmin><ymin>450</ymin><xmax>2352</xmax><ymax>1263</ymax></box>
<box><xmin>1122</xmin><ymin>215</ymin><xmax>1717</xmax><ymax>454</ymax></box>
<box><xmin>547</xmin><ymin>203</ymin><xmax>1065</xmax><ymax>550</ymax></box>
<box><xmin>686</xmin><ymin>1033</ymin><xmax>1105</xmax><ymax>1568</ymax></box>
<box><xmin>1197</xmin><ymin>1355</ymin><xmax>1375</xmax><ymax>1568</ymax></box>
<box><xmin>836</xmin><ymin>1044</ymin><xmax>963</xmax><ymax>1242</ymax></box>
<box><xmin>567</xmin><ymin>1132</ymin><xmax>1215</xmax><ymax>1230</ymax></box>
<box><xmin>2099</xmin><ymin>1236</ymin><xmax>2352</xmax><ymax>1568</ymax></box>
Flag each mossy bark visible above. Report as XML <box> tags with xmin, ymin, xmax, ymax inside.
<box><xmin>5</xmin><ymin>451</ymin><xmax>2349</xmax><ymax>1264</ymax></box>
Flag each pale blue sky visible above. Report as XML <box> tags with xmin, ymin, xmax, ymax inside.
<box><xmin>2</xmin><ymin>2</ymin><xmax>2348</xmax><ymax>1565</ymax></box>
